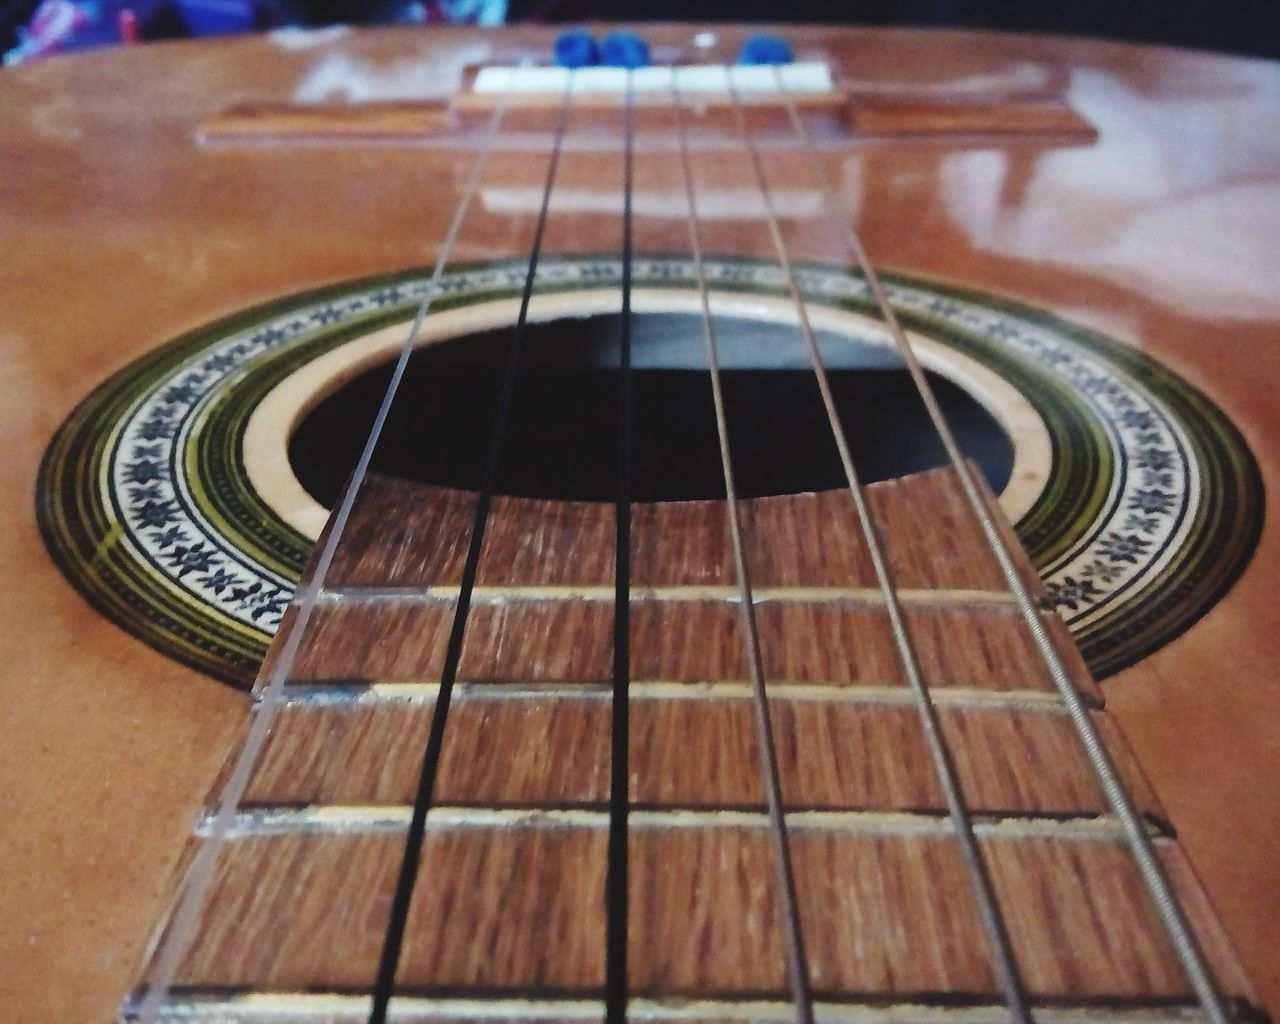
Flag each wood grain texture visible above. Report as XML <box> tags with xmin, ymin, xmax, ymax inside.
<box><xmin>161</xmin><ymin>823</ymin><xmax>1248</xmax><ymax>1001</ymax></box>
<box><xmin>133</xmin><ymin>467</ymin><xmax>1256</xmax><ymax>1019</ymax></box>
<box><xmin>327</xmin><ymin>468</ymin><xmax>1010</xmax><ymax>591</ymax></box>
<box><xmin>245</xmin><ymin>691</ymin><xmax>1160</xmax><ymax>817</ymax></box>
<box><xmin>280</xmin><ymin>597</ymin><xmax>1096</xmax><ymax>697</ymax></box>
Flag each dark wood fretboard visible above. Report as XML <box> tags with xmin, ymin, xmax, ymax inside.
<box><xmin>125</xmin><ymin>467</ymin><xmax>1260</xmax><ymax>1021</ymax></box>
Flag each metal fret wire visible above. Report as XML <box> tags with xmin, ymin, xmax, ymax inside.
<box><xmin>366</xmin><ymin>79</ymin><xmax>578</xmax><ymax>1024</ymax></box>
<box><xmin>673</xmin><ymin>77</ymin><xmax>816</xmax><ymax>1024</ymax></box>
<box><xmin>132</xmin><ymin>87</ymin><xmax>514</xmax><ymax>1024</ymax></box>
<box><xmin>605</xmin><ymin>69</ymin><xmax>635</xmax><ymax>1024</ymax></box>
<box><xmin>768</xmin><ymin>69</ymin><xmax>1232</xmax><ymax>1024</ymax></box>
<box><xmin>722</xmin><ymin>79</ymin><xmax>1034</xmax><ymax>1024</ymax></box>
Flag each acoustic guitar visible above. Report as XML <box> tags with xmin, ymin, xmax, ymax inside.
<box><xmin>3</xmin><ymin>22</ymin><xmax>1278</xmax><ymax>1024</ymax></box>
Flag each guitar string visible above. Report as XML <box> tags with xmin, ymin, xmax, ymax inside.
<box><xmin>672</xmin><ymin>74</ymin><xmax>816</xmax><ymax>1024</ymax></box>
<box><xmin>131</xmin><ymin>86</ymin><xmax>514</xmax><ymax>1024</ymax></box>
<box><xmin>605</xmin><ymin>67</ymin><xmax>635</xmax><ymax>1024</ymax></box>
<box><xmin>767</xmin><ymin>68</ymin><xmax>1233</xmax><ymax>1024</ymax></box>
<box><xmin>366</xmin><ymin>76</ymin><xmax>578</xmax><ymax>1024</ymax></box>
<box><xmin>721</xmin><ymin>76</ymin><xmax>1034</xmax><ymax>1024</ymax></box>
<box><xmin>132</xmin><ymin>56</ymin><xmax>1223</xmax><ymax>1024</ymax></box>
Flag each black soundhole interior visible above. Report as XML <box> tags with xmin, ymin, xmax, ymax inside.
<box><xmin>290</xmin><ymin>312</ymin><xmax>1013</xmax><ymax>505</ymax></box>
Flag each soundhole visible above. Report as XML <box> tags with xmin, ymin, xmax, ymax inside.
<box><xmin>291</xmin><ymin>312</ymin><xmax>1013</xmax><ymax>505</ymax></box>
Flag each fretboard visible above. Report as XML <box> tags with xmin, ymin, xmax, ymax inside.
<box><xmin>124</xmin><ymin>466</ymin><xmax>1258</xmax><ymax>1022</ymax></box>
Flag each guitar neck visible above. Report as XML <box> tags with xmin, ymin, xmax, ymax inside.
<box><xmin>126</xmin><ymin>466</ymin><xmax>1258</xmax><ymax>1020</ymax></box>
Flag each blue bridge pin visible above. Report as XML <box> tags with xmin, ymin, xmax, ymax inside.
<box><xmin>554</xmin><ymin>30</ymin><xmax>600</xmax><ymax>69</ymax></box>
<box><xmin>600</xmin><ymin>31</ymin><xmax>651</xmax><ymax>69</ymax></box>
<box><xmin>738</xmin><ymin>35</ymin><xmax>794</xmax><ymax>66</ymax></box>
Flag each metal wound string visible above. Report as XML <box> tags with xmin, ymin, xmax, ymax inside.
<box><xmin>366</xmin><ymin>74</ymin><xmax>577</xmax><ymax>1024</ymax></box>
<box><xmin>132</xmin><ymin>87</ymin><xmax>514</xmax><ymax>1024</ymax></box>
<box><xmin>673</xmin><ymin>74</ymin><xmax>816</xmax><ymax>1024</ymax></box>
<box><xmin>768</xmin><ymin>67</ymin><xmax>1232</xmax><ymax>1024</ymax></box>
<box><xmin>722</xmin><ymin>75</ymin><xmax>1033</xmax><ymax>1024</ymax></box>
<box><xmin>605</xmin><ymin>67</ymin><xmax>635</xmax><ymax>1024</ymax></box>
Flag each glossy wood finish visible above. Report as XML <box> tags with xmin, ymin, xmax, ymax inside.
<box><xmin>3</xmin><ymin>23</ymin><xmax>1280</xmax><ymax>1024</ymax></box>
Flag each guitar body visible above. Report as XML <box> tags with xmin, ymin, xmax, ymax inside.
<box><xmin>2</xmin><ymin>22</ymin><xmax>1278</xmax><ymax>1023</ymax></box>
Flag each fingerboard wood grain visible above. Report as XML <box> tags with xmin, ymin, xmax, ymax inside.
<box><xmin>125</xmin><ymin>467</ymin><xmax>1260</xmax><ymax>1021</ymax></box>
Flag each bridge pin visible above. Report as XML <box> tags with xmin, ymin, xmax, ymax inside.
<box><xmin>553</xmin><ymin>30</ymin><xmax>600</xmax><ymax>69</ymax></box>
<box><xmin>738</xmin><ymin>35</ymin><xmax>794</xmax><ymax>65</ymax></box>
<box><xmin>600</xmin><ymin>31</ymin><xmax>651</xmax><ymax>69</ymax></box>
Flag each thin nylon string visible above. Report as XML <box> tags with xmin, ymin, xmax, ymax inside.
<box><xmin>366</xmin><ymin>77</ymin><xmax>577</xmax><ymax>1024</ymax></box>
<box><xmin>673</xmin><ymin>77</ymin><xmax>816</xmax><ymax>1024</ymax></box>
<box><xmin>768</xmin><ymin>69</ymin><xmax>1232</xmax><ymax>1024</ymax></box>
<box><xmin>605</xmin><ymin>68</ymin><xmax>635</xmax><ymax>1024</ymax></box>
<box><xmin>721</xmin><ymin>78</ymin><xmax>1033</xmax><ymax>1024</ymax></box>
<box><xmin>132</xmin><ymin>89</ymin><xmax>513</xmax><ymax>1024</ymax></box>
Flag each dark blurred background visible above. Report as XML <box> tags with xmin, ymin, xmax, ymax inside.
<box><xmin>5</xmin><ymin>0</ymin><xmax>1279</xmax><ymax>66</ymax></box>
<box><xmin>521</xmin><ymin>0</ymin><xmax>1280</xmax><ymax>59</ymax></box>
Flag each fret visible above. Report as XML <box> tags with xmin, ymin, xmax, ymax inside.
<box><xmin>202</xmin><ymin>807</ymin><xmax>1166</xmax><ymax>843</ymax></box>
<box><xmin>273</xmin><ymin>680</ymin><xmax>1071</xmax><ymax>707</ymax></box>
<box><xmin>121</xmin><ymin>993</ymin><xmax>1234</xmax><ymax>1024</ymax></box>
<box><xmin>312</xmin><ymin>585</ymin><xmax>1019</xmax><ymax>607</ymax></box>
